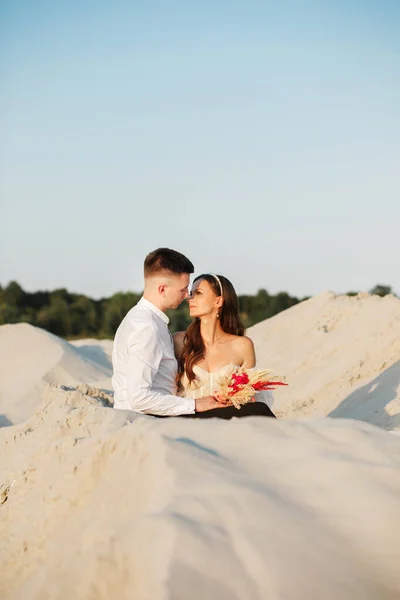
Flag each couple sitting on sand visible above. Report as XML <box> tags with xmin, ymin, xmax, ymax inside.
<box><xmin>112</xmin><ymin>247</ymin><xmax>276</xmax><ymax>419</ymax></box>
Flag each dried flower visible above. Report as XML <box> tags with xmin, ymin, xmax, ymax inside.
<box><xmin>216</xmin><ymin>366</ymin><xmax>288</xmax><ymax>409</ymax></box>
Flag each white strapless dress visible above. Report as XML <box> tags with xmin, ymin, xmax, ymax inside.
<box><xmin>178</xmin><ymin>363</ymin><xmax>274</xmax><ymax>408</ymax></box>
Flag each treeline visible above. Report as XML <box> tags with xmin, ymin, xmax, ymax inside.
<box><xmin>0</xmin><ymin>281</ymin><xmax>395</xmax><ymax>339</ymax></box>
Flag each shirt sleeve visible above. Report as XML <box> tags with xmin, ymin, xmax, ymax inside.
<box><xmin>126</xmin><ymin>322</ymin><xmax>195</xmax><ymax>416</ymax></box>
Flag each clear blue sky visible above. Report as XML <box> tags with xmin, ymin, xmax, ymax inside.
<box><xmin>1</xmin><ymin>0</ymin><xmax>399</xmax><ymax>299</ymax></box>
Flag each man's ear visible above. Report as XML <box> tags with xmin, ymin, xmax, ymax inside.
<box><xmin>158</xmin><ymin>283</ymin><xmax>167</xmax><ymax>297</ymax></box>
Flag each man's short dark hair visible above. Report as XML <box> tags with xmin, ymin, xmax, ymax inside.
<box><xmin>144</xmin><ymin>248</ymin><xmax>194</xmax><ymax>277</ymax></box>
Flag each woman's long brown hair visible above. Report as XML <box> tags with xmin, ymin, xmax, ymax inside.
<box><xmin>177</xmin><ymin>274</ymin><xmax>245</xmax><ymax>389</ymax></box>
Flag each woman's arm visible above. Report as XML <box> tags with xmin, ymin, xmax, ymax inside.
<box><xmin>240</xmin><ymin>336</ymin><xmax>275</xmax><ymax>408</ymax></box>
<box><xmin>172</xmin><ymin>331</ymin><xmax>186</xmax><ymax>360</ymax></box>
<box><xmin>215</xmin><ymin>336</ymin><xmax>256</xmax><ymax>404</ymax></box>
<box><xmin>239</xmin><ymin>336</ymin><xmax>256</xmax><ymax>368</ymax></box>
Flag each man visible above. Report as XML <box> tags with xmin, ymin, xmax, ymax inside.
<box><xmin>112</xmin><ymin>248</ymin><xmax>225</xmax><ymax>416</ymax></box>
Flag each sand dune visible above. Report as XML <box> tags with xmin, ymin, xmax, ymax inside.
<box><xmin>2</xmin><ymin>292</ymin><xmax>400</xmax><ymax>430</ymax></box>
<box><xmin>1</xmin><ymin>293</ymin><xmax>400</xmax><ymax>598</ymax></box>
<box><xmin>1</xmin><ymin>387</ymin><xmax>400</xmax><ymax>599</ymax></box>
<box><xmin>0</xmin><ymin>324</ymin><xmax>112</xmax><ymax>425</ymax></box>
<box><xmin>70</xmin><ymin>338</ymin><xmax>114</xmax><ymax>370</ymax></box>
<box><xmin>249</xmin><ymin>292</ymin><xmax>400</xmax><ymax>429</ymax></box>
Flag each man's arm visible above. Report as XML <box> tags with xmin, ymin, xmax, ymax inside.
<box><xmin>125</xmin><ymin>323</ymin><xmax>194</xmax><ymax>416</ymax></box>
<box><xmin>125</xmin><ymin>324</ymin><xmax>224</xmax><ymax>416</ymax></box>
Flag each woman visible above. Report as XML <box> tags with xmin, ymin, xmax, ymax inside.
<box><xmin>173</xmin><ymin>273</ymin><xmax>276</xmax><ymax>419</ymax></box>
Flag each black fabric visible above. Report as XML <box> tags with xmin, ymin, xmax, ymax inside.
<box><xmin>182</xmin><ymin>401</ymin><xmax>276</xmax><ymax>419</ymax></box>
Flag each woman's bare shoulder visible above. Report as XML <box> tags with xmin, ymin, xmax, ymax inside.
<box><xmin>230</xmin><ymin>334</ymin><xmax>254</xmax><ymax>349</ymax></box>
<box><xmin>234</xmin><ymin>335</ymin><xmax>255</xmax><ymax>367</ymax></box>
<box><xmin>172</xmin><ymin>331</ymin><xmax>186</xmax><ymax>342</ymax></box>
<box><xmin>172</xmin><ymin>331</ymin><xmax>186</xmax><ymax>359</ymax></box>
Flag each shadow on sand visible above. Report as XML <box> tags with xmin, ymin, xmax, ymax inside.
<box><xmin>74</xmin><ymin>345</ymin><xmax>112</xmax><ymax>372</ymax></box>
<box><xmin>329</xmin><ymin>360</ymin><xmax>400</xmax><ymax>429</ymax></box>
<box><xmin>0</xmin><ymin>415</ymin><xmax>13</xmax><ymax>427</ymax></box>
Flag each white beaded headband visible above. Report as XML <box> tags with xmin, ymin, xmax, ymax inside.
<box><xmin>209</xmin><ymin>273</ymin><xmax>223</xmax><ymax>296</ymax></box>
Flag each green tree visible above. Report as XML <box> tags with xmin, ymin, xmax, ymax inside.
<box><xmin>0</xmin><ymin>281</ymin><xmax>307</xmax><ymax>337</ymax></box>
<box><xmin>0</xmin><ymin>303</ymin><xmax>20</xmax><ymax>325</ymax></box>
<box><xmin>101</xmin><ymin>292</ymin><xmax>140</xmax><ymax>338</ymax></box>
<box><xmin>37</xmin><ymin>297</ymin><xmax>71</xmax><ymax>337</ymax></box>
<box><xmin>266</xmin><ymin>292</ymin><xmax>299</xmax><ymax>319</ymax></box>
<box><xmin>19</xmin><ymin>308</ymin><xmax>36</xmax><ymax>324</ymax></box>
<box><xmin>51</xmin><ymin>288</ymin><xmax>72</xmax><ymax>303</ymax></box>
<box><xmin>69</xmin><ymin>296</ymin><xmax>98</xmax><ymax>337</ymax></box>
<box><xmin>167</xmin><ymin>303</ymin><xmax>191</xmax><ymax>333</ymax></box>
<box><xmin>3</xmin><ymin>281</ymin><xmax>25</xmax><ymax>306</ymax></box>
<box><xmin>369</xmin><ymin>284</ymin><xmax>392</xmax><ymax>297</ymax></box>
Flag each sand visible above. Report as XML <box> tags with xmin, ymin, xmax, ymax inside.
<box><xmin>1</xmin><ymin>387</ymin><xmax>400</xmax><ymax>599</ymax></box>
<box><xmin>1</xmin><ymin>292</ymin><xmax>400</xmax><ymax>598</ymax></box>
<box><xmin>249</xmin><ymin>291</ymin><xmax>400</xmax><ymax>429</ymax></box>
<box><xmin>0</xmin><ymin>324</ymin><xmax>112</xmax><ymax>426</ymax></box>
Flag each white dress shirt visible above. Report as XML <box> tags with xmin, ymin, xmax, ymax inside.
<box><xmin>112</xmin><ymin>297</ymin><xmax>195</xmax><ymax>416</ymax></box>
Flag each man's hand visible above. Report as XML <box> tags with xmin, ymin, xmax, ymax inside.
<box><xmin>195</xmin><ymin>396</ymin><xmax>232</xmax><ymax>412</ymax></box>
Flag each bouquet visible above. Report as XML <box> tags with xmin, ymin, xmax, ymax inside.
<box><xmin>216</xmin><ymin>367</ymin><xmax>288</xmax><ymax>409</ymax></box>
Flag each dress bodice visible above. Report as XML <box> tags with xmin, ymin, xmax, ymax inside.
<box><xmin>178</xmin><ymin>363</ymin><xmax>238</xmax><ymax>399</ymax></box>
<box><xmin>178</xmin><ymin>362</ymin><xmax>274</xmax><ymax>408</ymax></box>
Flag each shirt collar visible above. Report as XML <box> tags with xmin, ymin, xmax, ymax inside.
<box><xmin>138</xmin><ymin>297</ymin><xmax>170</xmax><ymax>325</ymax></box>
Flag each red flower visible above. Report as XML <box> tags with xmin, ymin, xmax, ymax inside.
<box><xmin>253</xmin><ymin>380</ymin><xmax>288</xmax><ymax>390</ymax></box>
<box><xmin>252</xmin><ymin>380</ymin><xmax>269</xmax><ymax>390</ymax></box>
<box><xmin>232</xmin><ymin>372</ymin><xmax>250</xmax><ymax>386</ymax></box>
